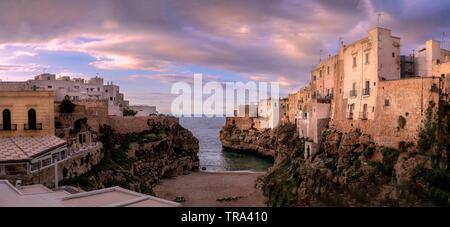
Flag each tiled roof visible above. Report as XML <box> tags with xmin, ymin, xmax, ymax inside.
<box><xmin>0</xmin><ymin>136</ymin><xmax>67</xmax><ymax>162</ymax></box>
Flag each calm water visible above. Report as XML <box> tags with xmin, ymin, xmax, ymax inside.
<box><xmin>179</xmin><ymin>117</ymin><xmax>273</xmax><ymax>171</ymax></box>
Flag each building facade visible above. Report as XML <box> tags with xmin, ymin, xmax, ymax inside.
<box><xmin>0</xmin><ymin>91</ymin><xmax>68</xmax><ymax>178</ymax></box>
<box><xmin>0</xmin><ymin>74</ymin><xmax>130</xmax><ymax>116</ymax></box>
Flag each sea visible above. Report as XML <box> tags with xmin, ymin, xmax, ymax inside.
<box><xmin>179</xmin><ymin>117</ymin><xmax>273</xmax><ymax>172</ymax></box>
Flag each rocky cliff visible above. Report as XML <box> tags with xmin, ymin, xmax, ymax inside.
<box><xmin>221</xmin><ymin>102</ymin><xmax>450</xmax><ymax>206</ymax></box>
<box><xmin>219</xmin><ymin>123</ymin><xmax>302</xmax><ymax>159</ymax></box>
<box><xmin>63</xmin><ymin>116</ymin><xmax>199</xmax><ymax>195</ymax></box>
<box><xmin>261</xmin><ymin>102</ymin><xmax>450</xmax><ymax>207</ymax></box>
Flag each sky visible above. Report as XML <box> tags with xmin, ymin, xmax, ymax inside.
<box><xmin>1</xmin><ymin>0</ymin><xmax>450</xmax><ymax>113</ymax></box>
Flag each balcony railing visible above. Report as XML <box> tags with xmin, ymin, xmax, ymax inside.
<box><xmin>0</xmin><ymin>124</ymin><xmax>17</xmax><ymax>131</ymax></box>
<box><xmin>363</xmin><ymin>88</ymin><xmax>370</xmax><ymax>96</ymax></box>
<box><xmin>346</xmin><ymin>112</ymin><xmax>354</xmax><ymax>119</ymax></box>
<box><xmin>359</xmin><ymin>112</ymin><xmax>368</xmax><ymax>120</ymax></box>
<box><xmin>349</xmin><ymin>90</ymin><xmax>357</xmax><ymax>97</ymax></box>
<box><xmin>24</xmin><ymin>123</ymin><xmax>43</xmax><ymax>130</ymax></box>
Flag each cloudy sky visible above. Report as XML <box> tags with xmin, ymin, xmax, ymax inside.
<box><xmin>1</xmin><ymin>0</ymin><xmax>450</xmax><ymax>113</ymax></box>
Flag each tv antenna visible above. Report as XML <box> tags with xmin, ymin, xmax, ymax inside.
<box><xmin>442</xmin><ymin>32</ymin><xmax>447</xmax><ymax>49</ymax></box>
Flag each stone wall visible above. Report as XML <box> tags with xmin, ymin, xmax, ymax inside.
<box><xmin>75</xmin><ymin>100</ymin><xmax>109</xmax><ymax>117</ymax></box>
<box><xmin>225</xmin><ymin>116</ymin><xmax>258</xmax><ymax>131</ymax></box>
<box><xmin>332</xmin><ymin>77</ymin><xmax>440</xmax><ymax>148</ymax></box>
<box><xmin>87</xmin><ymin>115</ymin><xmax>180</xmax><ymax>134</ymax></box>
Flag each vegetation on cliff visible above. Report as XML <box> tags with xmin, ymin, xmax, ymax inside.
<box><xmin>260</xmin><ymin>101</ymin><xmax>450</xmax><ymax>207</ymax></box>
<box><xmin>63</xmin><ymin>117</ymin><xmax>199</xmax><ymax>195</ymax></box>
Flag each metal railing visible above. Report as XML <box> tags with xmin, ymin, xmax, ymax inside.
<box><xmin>24</xmin><ymin>123</ymin><xmax>43</xmax><ymax>130</ymax></box>
<box><xmin>346</xmin><ymin>112</ymin><xmax>354</xmax><ymax>119</ymax></box>
<box><xmin>349</xmin><ymin>90</ymin><xmax>357</xmax><ymax>97</ymax></box>
<box><xmin>0</xmin><ymin>124</ymin><xmax>17</xmax><ymax>131</ymax></box>
<box><xmin>359</xmin><ymin>112</ymin><xmax>368</xmax><ymax>120</ymax></box>
<box><xmin>363</xmin><ymin>88</ymin><xmax>370</xmax><ymax>96</ymax></box>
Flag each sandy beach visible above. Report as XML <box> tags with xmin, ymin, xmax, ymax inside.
<box><xmin>153</xmin><ymin>171</ymin><xmax>267</xmax><ymax>207</ymax></box>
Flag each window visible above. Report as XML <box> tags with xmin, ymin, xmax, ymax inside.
<box><xmin>41</xmin><ymin>158</ymin><xmax>52</xmax><ymax>167</ymax></box>
<box><xmin>105</xmin><ymin>89</ymin><xmax>108</xmax><ymax>93</ymax></box>
<box><xmin>313</xmin><ymin>75</ymin><xmax>316</xmax><ymax>81</ymax></box>
<box><xmin>361</xmin><ymin>104</ymin><xmax>368</xmax><ymax>120</ymax></box>
<box><xmin>392</xmin><ymin>52</ymin><xmax>395</xmax><ymax>57</ymax></box>
<box><xmin>97</xmin><ymin>87</ymin><xmax>100</xmax><ymax>91</ymax></box>
<box><xmin>384</xmin><ymin>97</ymin><xmax>390</xmax><ymax>106</ymax></box>
<box><xmin>365</xmin><ymin>53</ymin><xmax>370</xmax><ymax>64</ymax></box>
<box><xmin>110</xmin><ymin>97</ymin><xmax>113</xmax><ymax>101</ymax></box>
<box><xmin>47</xmin><ymin>85</ymin><xmax>52</xmax><ymax>89</ymax></box>
<box><xmin>353</xmin><ymin>56</ymin><xmax>357</xmax><ymax>67</ymax></box>
<box><xmin>28</xmin><ymin>109</ymin><xmax>37</xmax><ymax>130</ymax></box>
<box><xmin>2</xmin><ymin>109</ymin><xmax>11</xmax><ymax>130</ymax></box>
<box><xmin>319</xmin><ymin>70</ymin><xmax>322</xmax><ymax>78</ymax></box>
<box><xmin>350</xmin><ymin>83</ymin><xmax>357</xmax><ymax>97</ymax></box>
<box><xmin>31</xmin><ymin>162</ymin><xmax>41</xmax><ymax>171</ymax></box>
<box><xmin>363</xmin><ymin>81</ymin><xmax>370</xmax><ymax>96</ymax></box>
<box><xmin>327</xmin><ymin>66</ymin><xmax>330</xmax><ymax>75</ymax></box>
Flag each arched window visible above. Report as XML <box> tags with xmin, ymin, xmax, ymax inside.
<box><xmin>2</xmin><ymin>109</ymin><xmax>11</xmax><ymax>130</ymax></box>
<box><xmin>28</xmin><ymin>109</ymin><xmax>37</xmax><ymax>130</ymax></box>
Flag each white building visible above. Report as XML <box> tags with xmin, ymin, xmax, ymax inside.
<box><xmin>0</xmin><ymin>74</ymin><xmax>130</xmax><ymax>116</ymax></box>
<box><xmin>340</xmin><ymin>27</ymin><xmax>401</xmax><ymax>122</ymax></box>
<box><xmin>415</xmin><ymin>40</ymin><xmax>450</xmax><ymax>78</ymax></box>
<box><xmin>257</xmin><ymin>98</ymin><xmax>288</xmax><ymax>129</ymax></box>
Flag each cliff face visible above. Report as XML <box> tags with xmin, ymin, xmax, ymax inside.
<box><xmin>261</xmin><ymin>103</ymin><xmax>450</xmax><ymax>207</ymax></box>
<box><xmin>64</xmin><ymin>116</ymin><xmax>199</xmax><ymax>195</ymax></box>
<box><xmin>222</xmin><ymin>102</ymin><xmax>450</xmax><ymax>207</ymax></box>
<box><xmin>219</xmin><ymin>123</ymin><xmax>302</xmax><ymax>159</ymax></box>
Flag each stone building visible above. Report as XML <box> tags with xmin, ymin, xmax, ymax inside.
<box><xmin>257</xmin><ymin>98</ymin><xmax>288</xmax><ymax>129</ymax></box>
<box><xmin>310</xmin><ymin>55</ymin><xmax>338</xmax><ymax>101</ymax></box>
<box><xmin>281</xmin><ymin>27</ymin><xmax>450</xmax><ymax>158</ymax></box>
<box><xmin>415</xmin><ymin>40</ymin><xmax>450</xmax><ymax>78</ymax></box>
<box><xmin>0</xmin><ymin>91</ymin><xmax>68</xmax><ymax>181</ymax></box>
<box><xmin>0</xmin><ymin>91</ymin><xmax>103</xmax><ymax>188</ymax></box>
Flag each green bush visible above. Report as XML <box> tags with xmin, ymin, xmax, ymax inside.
<box><xmin>58</xmin><ymin>96</ymin><xmax>75</xmax><ymax>113</ymax></box>
<box><xmin>418</xmin><ymin>101</ymin><xmax>437</xmax><ymax>152</ymax></box>
<box><xmin>397</xmin><ymin>116</ymin><xmax>407</xmax><ymax>129</ymax></box>
<box><xmin>364</xmin><ymin>146</ymin><xmax>375</xmax><ymax>158</ymax></box>
<box><xmin>123</xmin><ymin>108</ymin><xmax>138</xmax><ymax>116</ymax></box>
<box><xmin>377</xmin><ymin>147</ymin><xmax>400</xmax><ymax>176</ymax></box>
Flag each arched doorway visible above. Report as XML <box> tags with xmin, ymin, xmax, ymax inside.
<box><xmin>28</xmin><ymin>109</ymin><xmax>37</xmax><ymax>130</ymax></box>
<box><xmin>2</xmin><ymin>109</ymin><xmax>11</xmax><ymax>130</ymax></box>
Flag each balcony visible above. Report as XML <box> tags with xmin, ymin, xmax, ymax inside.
<box><xmin>346</xmin><ymin>112</ymin><xmax>354</xmax><ymax>119</ymax></box>
<box><xmin>349</xmin><ymin>90</ymin><xmax>357</xmax><ymax>97</ymax></box>
<box><xmin>24</xmin><ymin>123</ymin><xmax>43</xmax><ymax>130</ymax></box>
<box><xmin>363</xmin><ymin>88</ymin><xmax>370</xmax><ymax>96</ymax></box>
<box><xmin>359</xmin><ymin>112</ymin><xmax>368</xmax><ymax>120</ymax></box>
<box><xmin>0</xmin><ymin>124</ymin><xmax>17</xmax><ymax>131</ymax></box>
